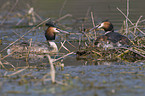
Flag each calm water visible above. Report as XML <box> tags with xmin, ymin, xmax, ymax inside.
<box><xmin>0</xmin><ymin>0</ymin><xmax>145</xmax><ymax>96</ymax></box>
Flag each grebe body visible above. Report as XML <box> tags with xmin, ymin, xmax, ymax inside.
<box><xmin>7</xmin><ymin>22</ymin><xmax>68</xmax><ymax>56</ymax></box>
<box><xmin>91</xmin><ymin>21</ymin><xmax>132</xmax><ymax>48</ymax></box>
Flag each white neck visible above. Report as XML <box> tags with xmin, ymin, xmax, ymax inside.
<box><xmin>48</xmin><ymin>41</ymin><xmax>58</xmax><ymax>52</ymax></box>
<box><xmin>105</xmin><ymin>31</ymin><xmax>112</xmax><ymax>34</ymax></box>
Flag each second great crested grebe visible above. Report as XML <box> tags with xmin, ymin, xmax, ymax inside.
<box><xmin>91</xmin><ymin>20</ymin><xmax>132</xmax><ymax>48</ymax></box>
<box><xmin>7</xmin><ymin>22</ymin><xmax>69</xmax><ymax>55</ymax></box>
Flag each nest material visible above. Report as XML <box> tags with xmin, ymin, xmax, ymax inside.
<box><xmin>76</xmin><ymin>46</ymin><xmax>145</xmax><ymax>62</ymax></box>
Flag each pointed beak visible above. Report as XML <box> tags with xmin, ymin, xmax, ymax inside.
<box><xmin>57</xmin><ymin>29</ymin><xmax>69</xmax><ymax>34</ymax></box>
<box><xmin>89</xmin><ymin>24</ymin><xmax>100</xmax><ymax>31</ymax></box>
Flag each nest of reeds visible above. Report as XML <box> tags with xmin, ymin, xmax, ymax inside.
<box><xmin>76</xmin><ymin>45</ymin><xmax>145</xmax><ymax>62</ymax></box>
<box><xmin>76</xmin><ymin>20</ymin><xmax>145</xmax><ymax>62</ymax></box>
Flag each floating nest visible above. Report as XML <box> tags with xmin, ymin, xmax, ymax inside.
<box><xmin>76</xmin><ymin>45</ymin><xmax>145</xmax><ymax>62</ymax></box>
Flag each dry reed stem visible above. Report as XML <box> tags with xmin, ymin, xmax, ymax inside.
<box><xmin>0</xmin><ymin>49</ymin><xmax>17</xmax><ymax>61</ymax></box>
<box><xmin>12</xmin><ymin>31</ymin><xmax>24</xmax><ymax>40</ymax></box>
<box><xmin>16</xmin><ymin>7</ymin><xmax>37</xmax><ymax>25</ymax></box>
<box><xmin>85</xmin><ymin>7</ymin><xmax>91</xmax><ymax>19</ymax></box>
<box><xmin>53</xmin><ymin>52</ymin><xmax>74</xmax><ymax>62</ymax></box>
<box><xmin>117</xmin><ymin>50</ymin><xmax>130</xmax><ymax>57</ymax></box>
<box><xmin>46</xmin><ymin>55</ymin><xmax>55</xmax><ymax>83</ymax></box>
<box><xmin>113</xmin><ymin>47</ymin><xmax>145</xmax><ymax>58</ymax></box>
<box><xmin>134</xmin><ymin>16</ymin><xmax>143</xmax><ymax>35</ymax></box>
<box><xmin>34</xmin><ymin>11</ymin><xmax>43</xmax><ymax>21</ymax></box>
<box><xmin>66</xmin><ymin>40</ymin><xmax>77</xmax><ymax>49</ymax></box>
<box><xmin>60</xmin><ymin>42</ymin><xmax>70</xmax><ymax>52</ymax></box>
<box><xmin>31</xmin><ymin>8</ymin><xmax>36</xmax><ymax>24</ymax></box>
<box><xmin>16</xmin><ymin>17</ymin><xmax>25</xmax><ymax>25</ymax></box>
<box><xmin>1</xmin><ymin>0</ymin><xmax>19</xmax><ymax>25</ymax></box>
<box><xmin>0</xmin><ymin>61</ymin><xmax>6</xmax><ymax>69</ymax></box>
<box><xmin>117</xmin><ymin>7</ymin><xmax>145</xmax><ymax>35</ymax></box>
<box><xmin>58</xmin><ymin>40</ymin><xmax>66</xmax><ymax>51</ymax></box>
<box><xmin>126</xmin><ymin>0</ymin><xmax>129</xmax><ymax>34</ymax></box>
<box><xmin>79</xmin><ymin>36</ymin><xmax>82</xmax><ymax>49</ymax></box>
<box><xmin>6</xmin><ymin>66</ymin><xmax>29</xmax><ymax>77</ymax></box>
<box><xmin>0</xmin><ymin>18</ymin><xmax>50</xmax><ymax>52</ymax></box>
<box><xmin>58</xmin><ymin>40</ymin><xmax>71</xmax><ymax>52</ymax></box>
<box><xmin>26</xmin><ymin>38</ymin><xmax>32</xmax><ymax>64</ymax></box>
<box><xmin>91</xmin><ymin>50</ymin><xmax>102</xmax><ymax>56</ymax></box>
<box><xmin>27</xmin><ymin>4</ymin><xmax>43</xmax><ymax>21</ymax></box>
<box><xmin>56</xmin><ymin>14</ymin><xmax>72</xmax><ymax>23</ymax></box>
<box><xmin>91</xmin><ymin>12</ymin><xmax>96</xmax><ymax>40</ymax></box>
<box><xmin>2</xmin><ymin>61</ymin><xmax>15</xmax><ymax>69</ymax></box>
<box><xmin>117</xmin><ymin>7</ymin><xmax>133</xmax><ymax>25</ymax></box>
<box><xmin>89</xmin><ymin>24</ymin><xmax>100</xmax><ymax>32</ymax></box>
<box><xmin>139</xmin><ymin>19</ymin><xmax>145</xmax><ymax>23</ymax></box>
<box><xmin>81</xmin><ymin>24</ymin><xmax>91</xmax><ymax>43</ymax></box>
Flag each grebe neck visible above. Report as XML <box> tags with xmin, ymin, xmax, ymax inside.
<box><xmin>47</xmin><ymin>41</ymin><xmax>58</xmax><ymax>52</ymax></box>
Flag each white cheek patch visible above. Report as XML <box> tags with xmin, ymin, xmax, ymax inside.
<box><xmin>53</xmin><ymin>28</ymin><xmax>60</xmax><ymax>33</ymax></box>
<box><xmin>98</xmin><ymin>23</ymin><xmax>104</xmax><ymax>28</ymax></box>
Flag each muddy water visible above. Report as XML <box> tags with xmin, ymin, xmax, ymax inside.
<box><xmin>0</xmin><ymin>0</ymin><xmax>145</xmax><ymax>96</ymax></box>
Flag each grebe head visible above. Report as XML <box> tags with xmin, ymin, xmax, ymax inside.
<box><xmin>90</xmin><ymin>20</ymin><xmax>114</xmax><ymax>32</ymax></box>
<box><xmin>45</xmin><ymin>22</ymin><xmax>69</xmax><ymax>52</ymax></box>
<box><xmin>45</xmin><ymin>22</ymin><xmax>60</xmax><ymax>41</ymax></box>
<box><xmin>45</xmin><ymin>22</ymin><xmax>69</xmax><ymax>41</ymax></box>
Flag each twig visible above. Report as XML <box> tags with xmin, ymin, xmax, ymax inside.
<box><xmin>113</xmin><ymin>47</ymin><xmax>145</xmax><ymax>58</ymax></box>
<box><xmin>134</xmin><ymin>16</ymin><xmax>143</xmax><ymax>35</ymax></box>
<box><xmin>0</xmin><ymin>61</ymin><xmax>6</xmax><ymax>69</ymax></box>
<box><xmin>85</xmin><ymin>7</ymin><xmax>91</xmax><ymax>19</ymax></box>
<box><xmin>126</xmin><ymin>0</ymin><xmax>129</xmax><ymax>34</ymax></box>
<box><xmin>117</xmin><ymin>7</ymin><xmax>133</xmax><ymax>25</ymax></box>
<box><xmin>0</xmin><ymin>18</ymin><xmax>50</xmax><ymax>52</ymax></box>
<box><xmin>2</xmin><ymin>60</ymin><xmax>15</xmax><ymax>69</ymax></box>
<box><xmin>60</xmin><ymin>42</ymin><xmax>70</xmax><ymax>52</ymax></box>
<box><xmin>12</xmin><ymin>31</ymin><xmax>25</xmax><ymax>41</ymax></box>
<box><xmin>79</xmin><ymin>35</ymin><xmax>81</xmax><ymax>50</ymax></box>
<box><xmin>46</xmin><ymin>55</ymin><xmax>55</xmax><ymax>83</ymax></box>
<box><xmin>26</xmin><ymin>38</ymin><xmax>32</xmax><ymax>64</ymax></box>
<box><xmin>81</xmin><ymin>24</ymin><xmax>91</xmax><ymax>43</ymax></box>
<box><xmin>66</xmin><ymin>40</ymin><xmax>77</xmax><ymax>49</ymax></box>
<box><xmin>91</xmin><ymin>50</ymin><xmax>102</xmax><ymax>56</ymax></box>
<box><xmin>58</xmin><ymin>40</ymin><xmax>66</xmax><ymax>51</ymax></box>
<box><xmin>0</xmin><ymin>49</ymin><xmax>17</xmax><ymax>61</ymax></box>
<box><xmin>34</xmin><ymin>11</ymin><xmax>43</xmax><ymax>21</ymax></box>
<box><xmin>16</xmin><ymin>17</ymin><xmax>25</xmax><ymax>25</ymax></box>
<box><xmin>6</xmin><ymin>66</ymin><xmax>29</xmax><ymax>77</ymax></box>
<box><xmin>117</xmin><ymin>7</ymin><xmax>145</xmax><ymax>35</ymax></box>
<box><xmin>27</xmin><ymin>4</ymin><xmax>43</xmax><ymax>21</ymax></box>
<box><xmin>53</xmin><ymin>52</ymin><xmax>74</xmax><ymax>62</ymax></box>
<box><xmin>91</xmin><ymin>12</ymin><xmax>96</xmax><ymax>40</ymax></box>
<box><xmin>56</xmin><ymin>14</ymin><xmax>72</xmax><ymax>23</ymax></box>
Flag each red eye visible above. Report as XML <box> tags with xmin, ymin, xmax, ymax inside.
<box><xmin>56</xmin><ymin>28</ymin><xmax>60</xmax><ymax>31</ymax></box>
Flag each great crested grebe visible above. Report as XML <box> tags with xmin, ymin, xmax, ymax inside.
<box><xmin>7</xmin><ymin>22</ymin><xmax>68</xmax><ymax>55</ymax></box>
<box><xmin>91</xmin><ymin>20</ymin><xmax>132</xmax><ymax>48</ymax></box>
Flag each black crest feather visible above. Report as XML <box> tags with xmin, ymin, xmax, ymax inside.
<box><xmin>45</xmin><ymin>21</ymin><xmax>55</xmax><ymax>27</ymax></box>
